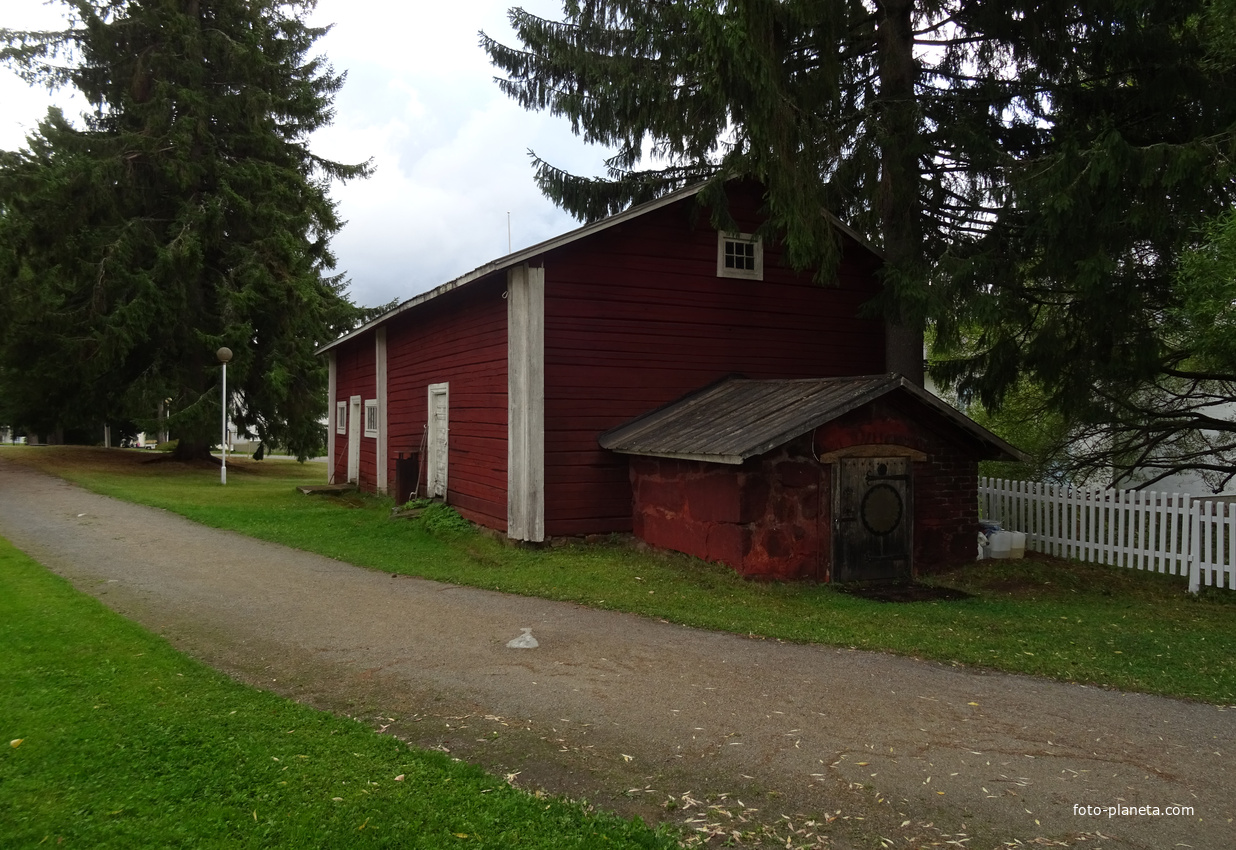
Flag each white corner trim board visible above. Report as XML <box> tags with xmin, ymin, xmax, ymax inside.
<box><xmin>327</xmin><ymin>352</ymin><xmax>337</xmax><ymax>483</ymax></box>
<box><xmin>375</xmin><ymin>328</ymin><xmax>388</xmax><ymax>494</ymax></box>
<box><xmin>507</xmin><ymin>263</ymin><xmax>545</xmax><ymax>542</ymax></box>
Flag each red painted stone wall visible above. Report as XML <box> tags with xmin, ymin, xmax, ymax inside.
<box><xmin>815</xmin><ymin>396</ymin><xmax>980</xmax><ymax>574</ymax></box>
<box><xmin>629</xmin><ymin>435</ymin><xmax>825</xmax><ymax>580</ymax></box>
<box><xmin>629</xmin><ymin>395</ymin><xmax>983</xmax><ymax>581</ymax></box>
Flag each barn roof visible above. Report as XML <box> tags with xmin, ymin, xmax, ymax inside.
<box><xmin>317</xmin><ymin>180</ymin><xmax>881</xmax><ymax>355</ymax></box>
<box><xmin>598</xmin><ymin>374</ymin><xmax>1026</xmax><ymax>464</ymax></box>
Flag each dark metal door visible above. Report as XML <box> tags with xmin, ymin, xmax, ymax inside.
<box><xmin>834</xmin><ymin>457</ymin><xmax>912</xmax><ymax>582</ymax></box>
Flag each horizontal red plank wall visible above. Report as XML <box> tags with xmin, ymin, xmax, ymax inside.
<box><xmin>383</xmin><ymin>275</ymin><xmax>509</xmax><ymax>531</ymax></box>
<box><xmin>332</xmin><ymin>339</ymin><xmax>376</xmax><ymax>488</ymax></box>
<box><xmin>542</xmin><ymin>184</ymin><xmax>885</xmax><ymax>537</ymax></box>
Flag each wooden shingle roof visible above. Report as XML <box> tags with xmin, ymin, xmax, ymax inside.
<box><xmin>598</xmin><ymin>374</ymin><xmax>1025</xmax><ymax>464</ymax></box>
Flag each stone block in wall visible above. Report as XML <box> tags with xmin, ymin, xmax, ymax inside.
<box><xmin>772</xmin><ymin>493</ymin><xmax>798</xmax><ymax>524</ymax></box>
<box><xmin>800</xmin><ymin>487</ymin><xmax>820</xmax><ymax>520</ymax></box>
<box><xmin>705</xmin><ymin>522</ymin><xmax>749</xmax><ymax>568</ymax></box>
<box><xmin>739</xmin><ymin>475</ymin><xmax>771</xmax><ymax>523</ymax></box>
<box><xmin>642</xmin><ymin>511</ymin><xmax>708</xmax><ymax>562</ymax></box>
<box><xmin>637</xmin><ymin>476</ymin><xmax>687</xmax><ymax>514</ymax></box>
<box><xmin>685</xmin><ymin>472</ymin><xmax>741</xmax><ymax>522</ymax></box>
<box><xmin>762</xmin><ymin>526</ymin><xmax>791</xmax><ymax>558</ymax></box>
<box><xmin>774</xmin><ymin>460</ymin><xmax>818</xmax><ymax>488</ymax></box>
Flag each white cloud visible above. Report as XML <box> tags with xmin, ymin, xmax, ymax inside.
<box><xmin>1</xmin><ymin>0</ymin><xmax>612</xmax><ymax>308</ymax></box>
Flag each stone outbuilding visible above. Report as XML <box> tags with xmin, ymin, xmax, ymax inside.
<box><xmin>600</xmin><ymin>375</ymin><xmax>1025</xmax><ymax>582</ymax></box>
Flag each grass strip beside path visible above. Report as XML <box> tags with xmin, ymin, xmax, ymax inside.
<box><xmin>5</xmin><ymin>446</ymin><xmax>1235</xmax><ymax>706</ymax></box>
<box><xmin>0</xmin><ymin>536</ymin><xmax>678</xmax><ymax>849</ymax></box>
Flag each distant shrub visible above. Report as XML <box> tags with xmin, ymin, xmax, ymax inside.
<box><xmin>156</xmin><ymin>440</ymin><xmax>178</xmax><ymax>453</ymax></box>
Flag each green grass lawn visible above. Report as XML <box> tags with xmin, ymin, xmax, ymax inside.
<box><xmin>0</xmin><ymin>536</ymin><xmax>678</xmax><ymax>849</ymax></box>
<box><xmin>5</xmin><ymin>446</ymin><xmax>1235</xmax><ymax>706</ymax></box>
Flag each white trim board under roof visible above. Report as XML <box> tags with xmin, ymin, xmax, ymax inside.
<box><xmin>317</xmin><ymin>181</ymin><xmax>882</xmax><ymax>356</ymax></box>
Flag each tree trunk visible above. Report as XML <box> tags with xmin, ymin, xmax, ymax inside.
<box><xmin>171</xmin><ymin>438</ymin><xmax>217</xmax><ymax>462</ymax></box>
<box><xmin>876</xmin><ymin>0</ymin><xmax>926</xmax><ymax>386</ymax></box>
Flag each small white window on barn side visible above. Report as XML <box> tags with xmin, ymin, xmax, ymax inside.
<box><xmin>336</xmin><ymin>400</ymin><xmax>347</xmax><ymax>434</ymax></box>
<box><xmin>717</xmin><ymin>232</ymin><xmax>763</xmax><ymax>281</ymax></box>
<box><xmin>364</xmin><ymin>399</ymin><xmax>379</xmax><ymax>438</ymax></box>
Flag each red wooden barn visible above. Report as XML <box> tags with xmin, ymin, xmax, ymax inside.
<box><xmin>319</xmin><ymin>181</ymin><xmax>1021</xmax><ymax>582</ymax></box>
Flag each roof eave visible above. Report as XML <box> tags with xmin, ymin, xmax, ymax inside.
<box><xmin>317</xmin><ymin>181</ymin><xmax>885</xmax><ymax>357</ymax></box>
<box><xmin>605</xmin><ymin>448</ymin><xmax>746</xmax><ymax>465</ymax></box>
<box><xmin>316</xmin><ymin>182</ymin><xmax>710</xmax><ymax>356</ymax></box>
<box><xmin>890</xmin><ymin>377</ymin><xmax>1029</xmax><ymax>462</ymax></box>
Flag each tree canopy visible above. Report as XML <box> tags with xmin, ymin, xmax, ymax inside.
<box><xmin>0</xmin><ymin>0</ymin><xmax>369</xmax><ymax>459</ymax></box>
<box><xmin>482</xmin><ymin>0</ymin><xmax>1236</xmax><ymax>485</ymax></box>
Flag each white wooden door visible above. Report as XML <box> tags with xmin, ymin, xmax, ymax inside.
<box><xmin>347</xmin><ymin>396</ymin><xmax>361</xmax><ymax>484</ymax></box>
<box><xmin>426</xmin><ymin>383</ymin><xmax>449</xmax><ymax>498</ymax></box>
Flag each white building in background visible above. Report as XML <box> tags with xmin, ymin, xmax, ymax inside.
<box><xmin>1121</xmin><ymin>401</ymin><xmax>1236</xmax><ymax>497</ymax></box>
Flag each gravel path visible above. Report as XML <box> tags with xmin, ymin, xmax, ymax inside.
<box><xmin>1</xmin><ymin>458</ymin><xmax>1231</xmax><ymax>849</ymax></box>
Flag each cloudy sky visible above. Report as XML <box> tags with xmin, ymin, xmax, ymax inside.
<box><xmin>0</xmin><ymin>0</ymin><xmax>610</xmax><ymax>308</ymax></box>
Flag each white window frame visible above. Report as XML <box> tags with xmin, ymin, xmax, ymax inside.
<box><xmin>717</xmin><ymin>231</ymin><xmax>763</xmax><ymax>281</ymax></box>
<box><xmin>363</xmin><ymin>399</ymin><xmax>379</xmax><ymax>438</ymax></box>
<box><xmin>336</xmin><ymin>400</ymin><xmax>347</xmax><ymax>434</ymax></box>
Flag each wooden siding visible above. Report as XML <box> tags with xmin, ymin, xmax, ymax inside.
<box><xmin>382</xmin><ymin>276</ymin><xmax>509</xmax><ymax>529</ymax></box>
<box><xmin>331</xmin><ymin>340</ymin><xmax>375</xmax><ymax>486</ymax></box>
<box><xmin>543</xmin><ymin>184</ymin><xmax>885</xmax><ymax>536</ymax></box>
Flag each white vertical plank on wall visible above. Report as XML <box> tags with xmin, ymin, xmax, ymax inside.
<box><xmin>327</xmin><ymin>351</ymin><xmax>336</xmax><ymax>484</ymax></box>
<box><xmin>507</xmin><ymin>263</ymin><xmax>545</xmax><ymax>542</ymax></box>
<box><xmin>375</xmin><ymin>328</ymin><xmax>388</xmax><ymax>495</ymax></box>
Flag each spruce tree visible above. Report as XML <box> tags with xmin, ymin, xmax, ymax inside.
<box><xmin>482</xmin><ymin>1</ymin><xmax>1236</xmax><ymax>427</ymax></box>
<box><xmin>0</xmin><ymin>0</ymin><xmax>369</xmax><ymax>459</ymax></box>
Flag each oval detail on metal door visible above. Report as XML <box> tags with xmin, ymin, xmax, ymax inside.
<box><xmin>860</xmin><ymin>483</ymin><xmax>903</xmax><ymax>536</ymax></box>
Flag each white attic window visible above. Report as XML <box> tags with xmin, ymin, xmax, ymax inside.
<box><xmin>717</xmin><ymin>232</ymin><xmax>763</xmax><ymax>280</ymax></box>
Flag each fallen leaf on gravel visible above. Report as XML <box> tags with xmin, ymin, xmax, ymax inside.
<box><xmin>621</xmin><ymin>753</ymin><xmax>634</xmax><ymax>762</ymax></box>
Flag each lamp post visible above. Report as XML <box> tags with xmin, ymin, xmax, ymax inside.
<box><xmin>217</xmin><ymin>347</ymin><xmax>232</xmax><ymax>485</ymax></box>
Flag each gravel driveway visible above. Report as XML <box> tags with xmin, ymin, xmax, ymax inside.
<box><xmin>1</xmin><ymin>458</ymin><xmax>1231</xmax><ymax>849</ymax></box>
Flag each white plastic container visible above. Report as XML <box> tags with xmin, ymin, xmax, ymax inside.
<box><xmin>1009</xmin><ymin>531</ymin><xmax>1026</xmax><ymax>559</ymax></box>
<box><xmin>988</xmin><ymin>530</ymin><xmax>1013</xmax><ymax>559</ymax></box>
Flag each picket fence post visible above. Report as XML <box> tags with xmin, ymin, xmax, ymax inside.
<box><xmin>1187</xmin><ymin>495</ymin><xmax>1200</xmax><ymax>595</ymax></box>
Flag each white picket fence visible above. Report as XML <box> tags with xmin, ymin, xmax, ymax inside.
<box><xmin>978</xmin><ymin>477</ymin><xmax>1236</xmax><ymax>593</ymax></box>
